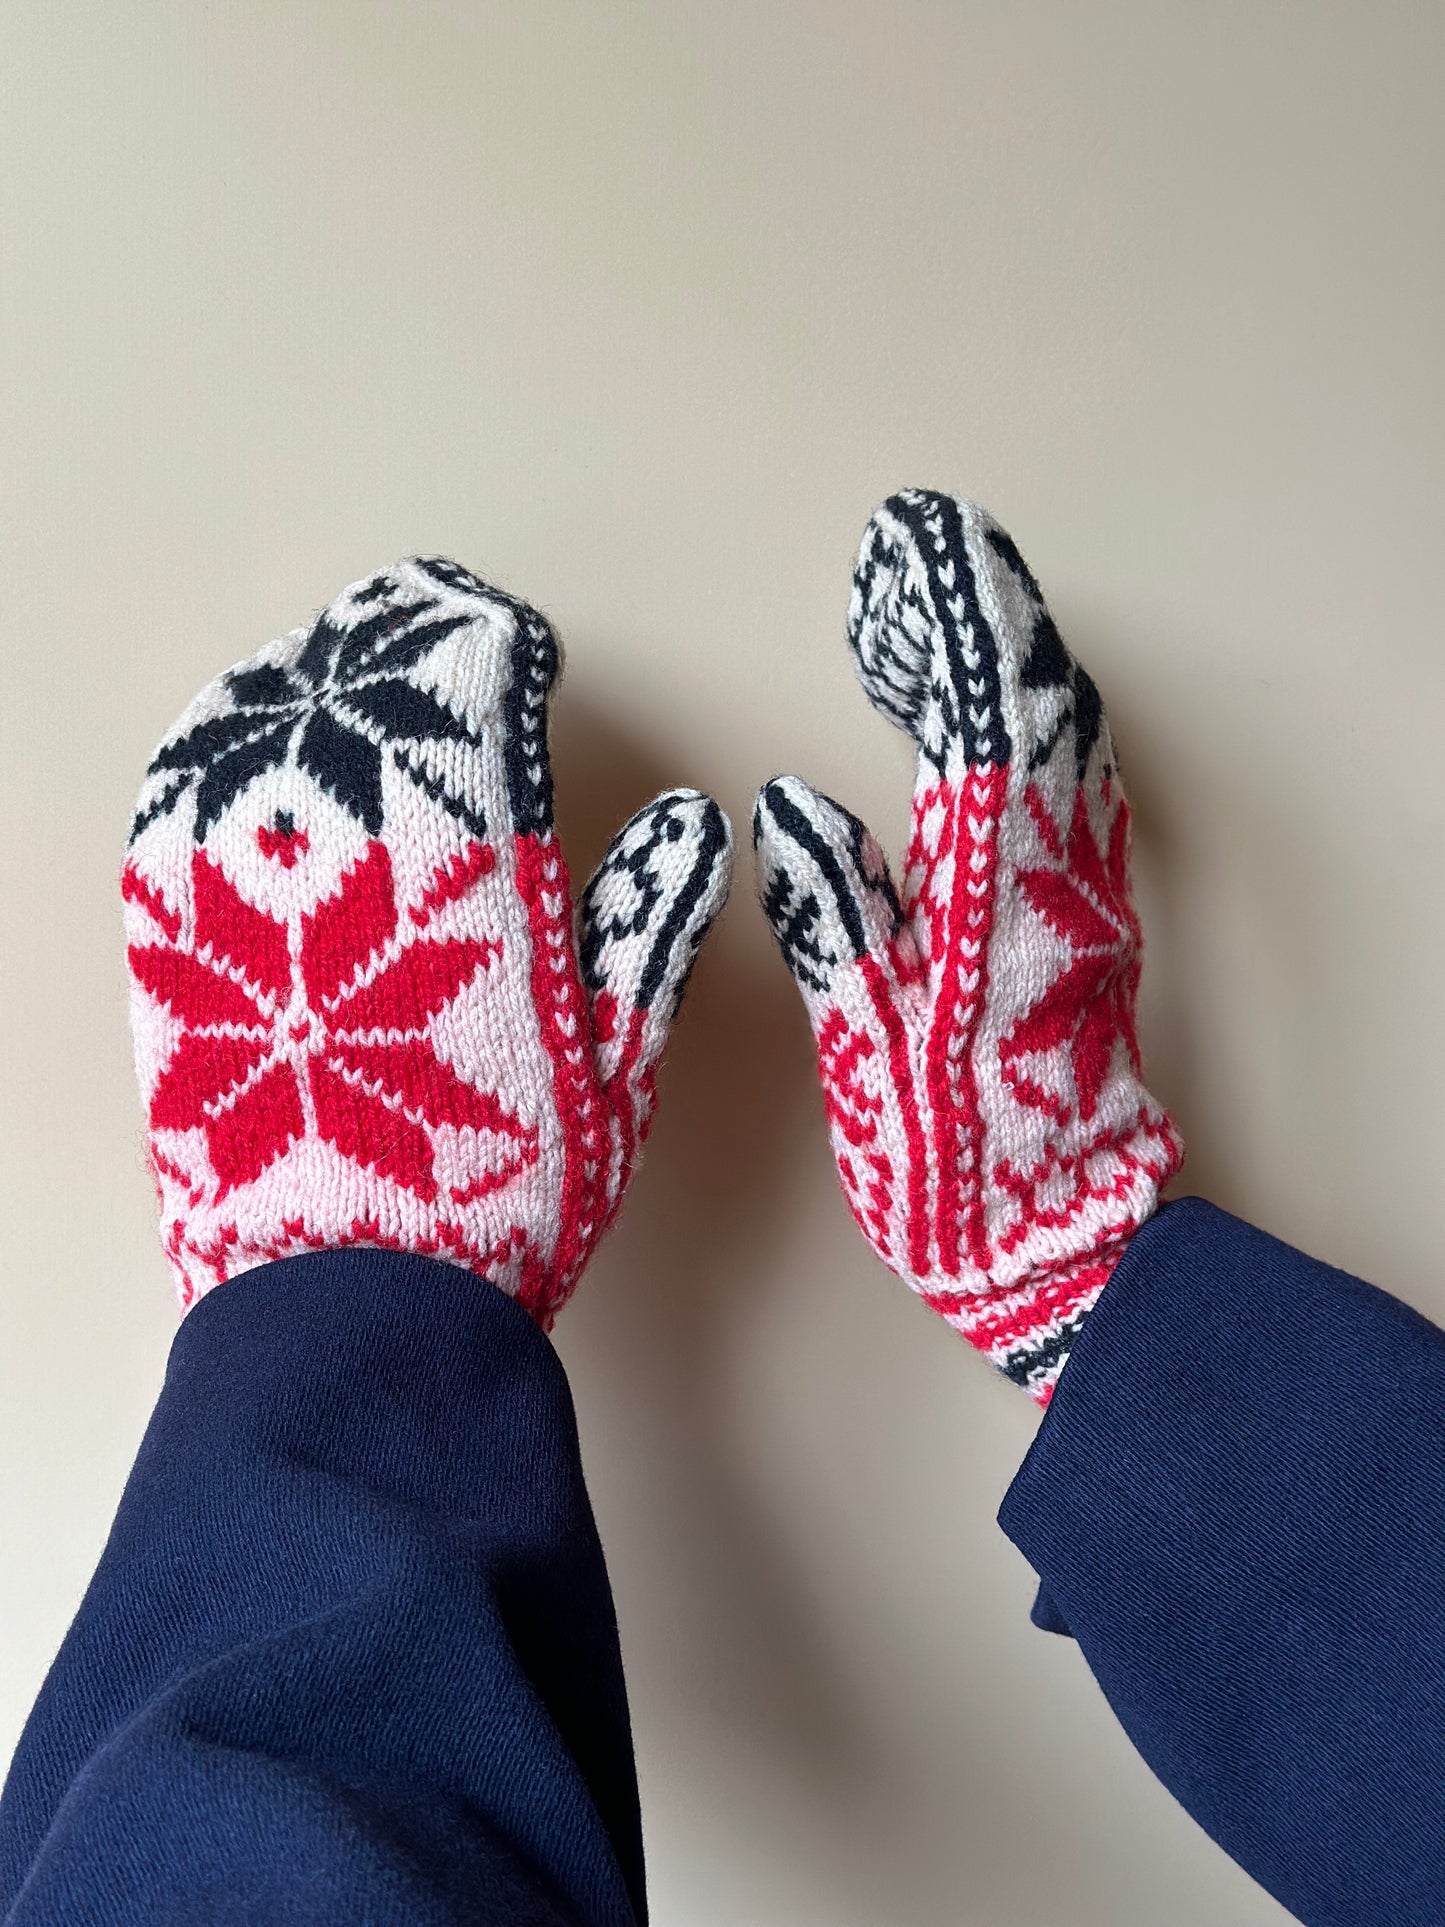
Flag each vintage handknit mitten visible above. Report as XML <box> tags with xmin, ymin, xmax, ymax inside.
<box><xmin>124</xmin><ymin>557</ymin><xmax>732</xmax><ymax>1321</ymax></box>
<box><xmin>754</xmin><ymin>492</ymin><xmax>1182</xmax><ymax>1402</ymax></box>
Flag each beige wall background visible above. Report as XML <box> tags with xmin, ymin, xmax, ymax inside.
<box><xmin>3</xmin><ymin>3</ymin><xmax>1442</xmax><ymax>1921</ymax></box>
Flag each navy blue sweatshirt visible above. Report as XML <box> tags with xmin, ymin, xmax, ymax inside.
<box><xmin>2</xmin><ymin>1198</ymin><xmax>1441</xmax><ymax>1924</ymax></box>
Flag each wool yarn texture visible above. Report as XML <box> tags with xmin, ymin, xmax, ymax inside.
<box><xmin>753</xmin><ymin>492</ymin><xmax>1182</xmax><ymax>1402</ymax></box>
<box><xmin>124</xmin><ymin>558</ymin><xmax>732</xmax><ymax>1322</ymax></box>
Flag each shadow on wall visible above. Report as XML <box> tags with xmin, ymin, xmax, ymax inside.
<box><xmin>549</xmin><ymin>686</ymin><xmax>875</xmax><ymax>1774</ymax></box>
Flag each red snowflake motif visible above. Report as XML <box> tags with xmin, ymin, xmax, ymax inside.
<box><xmin>1001</xmin><ymin>786</ymin><xmax>1143</xmax><ymax>1122</ymax></box>
<box><xmin>129</xmin><ymin>841</ymin><xmax>537</xmax><ymax>1200</ymax></box>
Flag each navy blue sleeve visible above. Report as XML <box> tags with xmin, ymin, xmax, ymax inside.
<box><xmin>0</xmin><ymin>1250</ymin><xmax>645</xmax><ymax>1927</ymax></box>
<box><xmin>999</xmin><ymin>1197</ymin><xmax>1445</xmax><ymax>1925</ymax></box>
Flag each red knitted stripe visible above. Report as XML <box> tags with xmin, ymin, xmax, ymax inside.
<box><xmin>182</xmin><ymin>1211</ymin><xmax>547</xmax><ymax>1297</ymax></box>
<box><xmin>929</xmin><ymin>1249</ymin><xmax>1118</xmax><ymax>1354</ymax></box>
<box><xmin>921</xmin><ymin>763</ymin><xmax>1006</xmax><ymax>1277</ymax></box>
<box><xmin>513</xmin><ymin>831</ymin><xmax>608</xmax><ymax>1313</ymax></box>
<box><xmin>860</xmin><ymin>954</ymin><xmax>931</xmax><ymax>1279</ymax></box>
<box><xmin>956</xmin><ymin>763</ymin><xmax>1007</xmax><ymax>1272</ymax></box>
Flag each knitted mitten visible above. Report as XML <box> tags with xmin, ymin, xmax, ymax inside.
<box><xmin>124</xmin><ymin>558</ymin><xmax>732</xmax><ymax>1320</ymax></box>
<box><xmin>754</xmin><ymin>492</ymin><xmax>1181</xmax><ymax>1402</ymax></box>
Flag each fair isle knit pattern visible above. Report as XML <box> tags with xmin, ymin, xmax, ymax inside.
<box><xmin>753</xmin><ymin>493</ymin><xmax>1182</xmax><ymax>1402</ymax></box>
<box><xmin>124</xmin><ymin>557</ymin><xmax>732</xmax><ymax>1320</ymax></box>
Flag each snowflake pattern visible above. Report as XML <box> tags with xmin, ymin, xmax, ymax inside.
<box><xmin>132</xmin><ymin>577</ymin><xmax>485</xmax><ymax>845</ymax></box>
<box><xmin>1001</xmin><ymin>786</ymin><xmax>1143</xmax><ymax>1123</ymax></box>
<box><xmin>129</xmin><ymin>840</ymin><xmax>537</xmax><ymax>1202</ymax></box>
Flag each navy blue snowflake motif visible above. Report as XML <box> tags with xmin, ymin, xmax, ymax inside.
<box><xmin>132</xmin><ymin>566</ymin><xmax>488</xmax><ymax>845</ymax></box>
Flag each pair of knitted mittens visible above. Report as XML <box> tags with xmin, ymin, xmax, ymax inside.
<box><xmin>124</xmin><ymin>498</ymin><xmax>1180</xmax><ymax>1395</ymax></box>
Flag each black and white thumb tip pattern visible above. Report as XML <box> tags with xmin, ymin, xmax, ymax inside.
<box><xmin>752</xmin><ymin>776</ymin><xmax>902</xmax><ymax>996</ymax></box>
<box><xmin>847</xmin><ymin>489</ymin><xmax>1055</xmax><ymax>754</ymax></box>
<box><xmin>847</xmin><ymin>492</ymin><xmax>946</xmax><ymax>740</ymax></box>
<box><xmin>578</xmin><ymin>789</ymin><xmax>733</xmax><ymax>1021</ymax></box>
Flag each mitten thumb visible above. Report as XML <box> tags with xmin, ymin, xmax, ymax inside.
<box><xmin>577</xmin><ymin>789</ymin><xmax>732</xmax><ymax>1204</ymax></box>
<box><xmin>752</xmin><ymin>776</ymin><xmax>917</xmax><ymax>1027</ymax></box>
